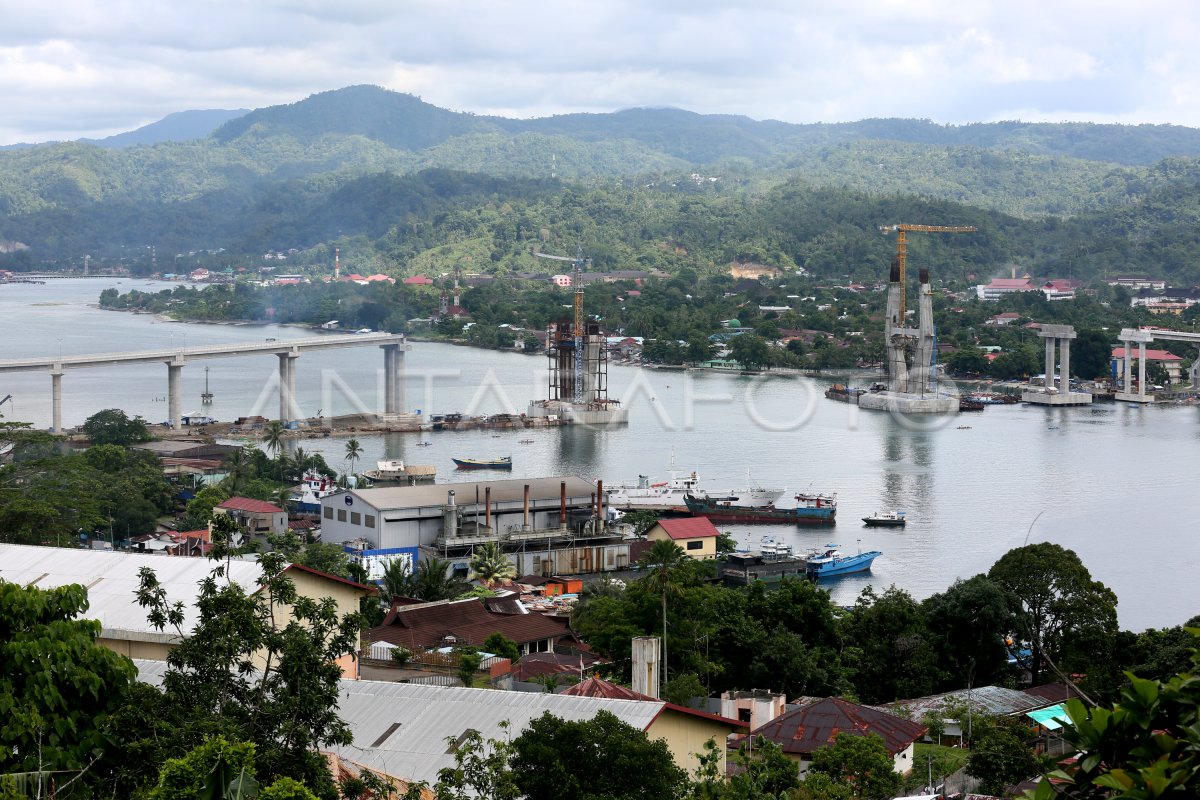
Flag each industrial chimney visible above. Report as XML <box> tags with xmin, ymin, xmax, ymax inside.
<box><xmin>443</xmin><ymin>490</ymin><xmax>458</xmax><ymax>538</ymax></box>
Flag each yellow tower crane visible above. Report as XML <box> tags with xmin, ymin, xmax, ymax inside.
<box><xmin>879</xmin><ymin>223</ymin><xmax>977</xmax><ymax>316</ymax></box>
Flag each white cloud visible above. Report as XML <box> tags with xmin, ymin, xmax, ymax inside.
<box><xmin>0</xmin><ymin>0</ymin><xmax>1199</xmax><ymax>143</ymax></box>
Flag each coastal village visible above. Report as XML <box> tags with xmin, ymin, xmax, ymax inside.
<box><xmin>4</xmin><ymin>245</ymin><xmax>1197</xmax><ymax>798</ymax></box>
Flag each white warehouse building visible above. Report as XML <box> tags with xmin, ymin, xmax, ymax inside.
<box><xmin>319</xmin><ymin>477</ymin><xmax>601</xmax><ymax>553</ymax></box>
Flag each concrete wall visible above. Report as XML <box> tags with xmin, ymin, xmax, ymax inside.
<box><xmin>647</xmin><ymin>526</ymin><xmax>717</xmax><ymax>560</ymax></box>
<box><xmin>99</xmin><ymin>636</ymin><xmax>174</xmax><ymax>662</ymax></box>
<box><xmin>646</xmin><ymin>711</ymin><xmax>735</xmax><ymax>775</ymax></box>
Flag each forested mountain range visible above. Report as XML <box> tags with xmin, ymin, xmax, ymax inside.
<box><xmin>3</xmin><ymin>84</ymin><xmax>1200</xmax><ymax>283</ymax></box>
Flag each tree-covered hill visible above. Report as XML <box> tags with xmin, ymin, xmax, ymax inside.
<box><xmin>6</xmin><ymin>85</ymin><xmax>1200</xmax><ymax>281</ymax></box>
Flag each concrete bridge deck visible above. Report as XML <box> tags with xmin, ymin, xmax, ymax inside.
<box><xmin>0</xmin><ymin>332</ymin><xmax>410</xmax><ymax>431</ymax></box>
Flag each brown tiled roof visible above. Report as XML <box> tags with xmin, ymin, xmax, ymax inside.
<box><xmin>750</xmin><ymin>697</ymin><xmax>926</xmax><ymax>757</ymax></box>
<box><xmin>369</xmin><ymin>597</ymin><xmax>571</xmax><ymax>650</ymax></box>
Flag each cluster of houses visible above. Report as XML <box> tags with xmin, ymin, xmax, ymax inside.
<box><xmin>0</xmin><ymin>538</ymin><xmax>1075</xmax><ymax>796</ymax></box>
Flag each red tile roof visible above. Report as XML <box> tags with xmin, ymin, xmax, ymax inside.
<box><xmin>217</xmin><ymin>497</ymin><xmax>285</xmax><ymax>514</ymax></box>
<box><xmin>1111</xmin><ymin>348</ymin><xmax>1183</xmax><ymax>361</ymax></box>
<box><xmin>654</xmin><ymin>517</ymin><xmax>720</xmax><ymax>540</ymax></box>
<box><xmin>563</xmin><ymin>678</ymin><xmax>747</xmax><ymax>730</ymax></box>
<box><xmin>750</xmin><ymin>697</ymin><xmax>926</xmax><ymax>757</ymax></box>
<box><xmin>402</xmin><ymin>275</ymin><xmax>434</xmax><ymax>285</ymax></box>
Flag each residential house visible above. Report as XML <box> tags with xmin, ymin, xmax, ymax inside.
<box><xmin>366</xmin><ymin>596</ymin><xmax>574</xmax><ymax>656</ymax></box>
<box><xmin>0</xmin><ymin>544</ymin><xmax>371</xmax><ymax>673</ymax></box>
<box><xmin>562</xmin><ymin>677</ymin><xmax>747</xmax><ymax>774</ymax></box>
<box><xmin>720</xmin><ymin>689</ymin><xmax>788</xmax><ymax>731</ymax></box>
<box><xmin>986</xmin><ymin>312</ymin><xmax>1022</xmax><ymax>326</ymax></box>
<box><xmin>550</xmin><ymin>274</ymin><xmax>573</xmax><ymax>287</ymax></box>
<box><xmin>133</xmin><ymin>662</ymin><xmax>743</xmax><ymax>789</ymax></box>
<box><xmin>646</xmin><ymin>517</ymin><xmax>721</xmax><ymax>560</ymax></box>
<box><xmin>402</xmin><ymin>275</ymin><xmax>434</xmax><ymax>286</ymax></box>
<box><xmin>1111</xmin><ymin>347</ymin><xmax>1184</xmax><ymax>383</ymax></box>
<box><xmin>214</xmin><ymin>496</ymin><xmax>288</xmax><ymax>537</ymax></box>
<box><xmin>744</xmin><ymin>697</ymin><xmax>927</xmax><ymax>776</ymax></box>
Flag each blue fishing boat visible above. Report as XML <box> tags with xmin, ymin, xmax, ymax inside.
<box><xmin>452</xmin><ymin>456</ymin><xmax>513</xmax><ymax>470</ymax></box>
<box><xmin>804</xmin><ymin>543</ymin><xmax>881</xmax><ymax>577</ymax></box>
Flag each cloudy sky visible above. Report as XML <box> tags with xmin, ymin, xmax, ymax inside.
<box><xmin>2</xmin><ymin>0</ymin><xmax>1198</xmax><ymax>145</ymax></box>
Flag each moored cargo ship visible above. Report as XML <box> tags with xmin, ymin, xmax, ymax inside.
<box><xmin>683</xmin><ymin>491</ymin><xmax>836</xmax><ymax>525</ymax></box>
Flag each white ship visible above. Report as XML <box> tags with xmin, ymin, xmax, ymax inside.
<box><xmin>605</xmin><ymin>466</ymin><xmax>783</xmax><ymax>511</ymax></box>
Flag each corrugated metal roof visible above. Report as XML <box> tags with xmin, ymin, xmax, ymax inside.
<box><xmin>134</xmin><ymin>660</ymin><xmax>664</xmax><ymax>787</ymax></box>
<box><xmin>0</xmin><ymin>543</ymin><xmax>264</xmax><ymax>639</ymax></box>
<box><xmin>887</xmin><ymin>685</ymin><xmax>1043</xmax><ymax>719</ymax></box>
<box><xmin>344</xmin><ymin>476</ymin><xmax>597</xmax><ymax>511</ymax></box>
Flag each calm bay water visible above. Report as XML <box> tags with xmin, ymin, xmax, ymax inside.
<box><xmin>2</xmin><ymin>279</ymin><xmax>1197</xmax><ymax>631</ymax></box>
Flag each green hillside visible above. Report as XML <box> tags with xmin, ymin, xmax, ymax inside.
<box><xmin>3</xmin><ymin>85</ymin><xmax>1200</xmax><ymax>283</ymax></box>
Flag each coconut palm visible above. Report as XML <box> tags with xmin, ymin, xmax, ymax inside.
<box><xmin>414</xmin><ymin>557</ymin><xmax>470</xmax><ymax>600</ymax></box>
<box><xmin>344</xmin><ymin>438</ymin><xmax>363</xmax><ymax>478</ymax></box>
<box><xmin>639</xmin><ymin>538</ymin><xmax>688</xmax><ymax>682</ymax></box>
<box><xmin>221</xmin><ymin>445</ymin><xmax>255</xmax><ymax>494</ymax></box>
<box><xmin>469</xmin><ymin>541</ymin><xmax>515</xmax><ymax>587</ymax></box>
<box><xmin>262</xmin><ymin>420</ymin><xmax>286</xmax><ymax>479</ymax></box>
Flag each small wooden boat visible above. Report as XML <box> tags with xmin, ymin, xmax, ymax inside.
<box><xmin>452</xmin><ymin>456</ymin><xmax>513</xmax><ymax>470</ymax></box>
<box><xmin>862</xmin><ymin>510</ymin><xmax>906</xmax><ymax>527</ymax></box>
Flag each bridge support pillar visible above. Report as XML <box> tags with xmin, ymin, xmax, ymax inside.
<box><xmin>1044</xmin><ymin>338</ymin><xmax>1056</xmax><ymax>392</ymax></box>
<box><xmin>381</xmin><ymin>344</ymin><xmax>404</xmax><ymax>414</ymax></box>
<box><xmin>167</xmin><ymin>360</ymin><xmax>184</xmax><ymax>429</ymax></box>
<box><xmin>1060</xmin><ymin>339</ymin><xmax>1071</xmax><ymax>392</ymax></box>
<box><xmin>50</xmin><ymin>366</ymin><xmax>63</xmax><ymax>432</ymax></box>
<box><xmin>278</xmin><ymin>353</ymin><xmax>299</xmax><ymax>424</ymax></box>
<box><xmin>1137</xmin><ymin>341</ymin><xmax>1147</xmax><ymax>400</ymax></box>
<box><xmin>1122</xmin><ymin>339</ymin><xmax>1133</xmax><ymax>392</ymax></box>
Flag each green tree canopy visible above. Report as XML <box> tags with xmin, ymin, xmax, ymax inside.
<box><xmin>805</xmin><ymin>732</ymin><xmax>902</xmax><ymax>800</ymax></box>
<box><xmin>81</xmin><ymin>408</ymin><xmax>152</xmax><ymax>446</ymax></box>
<box><xmin>0</xmin><ymin>582</ymin><xmax>136</xmax><ymax>775</ymax></box>
<box><xmin>509</xmin><ymin>711</ymin><xmax>687</xmax><ymax>800</ymax></box>
<box><xmin>987</xmin><ymin>543</ymin><xmax>1118</xmax><ymax>686</ymax></box>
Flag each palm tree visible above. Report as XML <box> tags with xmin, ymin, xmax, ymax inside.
<box><xmin>344</xmin><ymin>438</ymin><xmax>363</xmax><ymax>478</ymax></box>
<box><xmin>221</xmin><ymin>446</ymin><xmax>254</xmax><ymax>495</ymax></box>
<box><xmin>379</xmin><ymin>557</ymin><xmax>416</xmax><ymax>606</ymax></box>
<box><xmin>262</xmin><ymin>420</ymin><xmax>286</xmax><ymax>479</ymax></box>
<box><xmin>414</xmin><ymin>557</ymin><xmax>470</xmax><ymax>600</ymax></box>
<box><xmin>469</xmin><ymin>541</ymin><xmax>515</xmax><ymax>587</ymax></box>
<box><xmin>639</xmin><ymin>538</ymin><xmax>688</xmax><ymax>683</ymax></box>
<box><xmin>271</xmin><ymin>485</ymin><xmax>293</xmax><ymax>517</ymax></box>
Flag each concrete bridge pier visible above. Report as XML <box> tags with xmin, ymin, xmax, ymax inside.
<box><xmin>277</xmin><ymin>352</ymin><xmax>300</xmax><ymax>424</ymax></box>
<box><xmin>382</xmin><ymin>344</ymin><xmax>405</xmax><ymax>414</ymax></box>
<box><xmin>167</xmin><ymin>358</ymin><xmax>185</xmax><ymax>428</ymax></box>
<box><xmin>50</xmin><ymin>365</ymin><xmax>64</xmax><ymax>432</ymax></box>
<box><xmin>1023</xmin><ymin>324</ymin><xmax>1090</xmax><ymax>405</ymax></box>
<box><xmin>1116</xmin><ymin>331</ymin><xmax>1154</xmax><ymax>403</ymax></box>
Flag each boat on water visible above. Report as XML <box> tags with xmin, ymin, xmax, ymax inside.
<box><xmin>606</xmin><ymin>465</ymin><xmax>783</xmax><ymax>511</ymax></box>
<box><xmin>959</xmin><ymin>397</ymin><xmax>986</xmax><ymax>411</ymax></box>
<box><xmin>825</xmin><ymin>383</ymin><xmax>867</xmax><ymax>404</ymax></box>
<box><xmin>862</xmin><ymin>510</ymin><xmax>907</xmax><ymax>527</ymax></box>
<box><xmin>452</xmin><ymin>456</ymin><xmax>513</xmax><ymax>470</ymax></box>
<box><xmin>362</xmin><ymin>459</ymin><xmax>437</xmax><ymax>484</ymax></box>
<box><xmin>804</xmin><ymin>543</ymin><xmax>881</xmax><ymax>577</ymax></box>
<box><xmin>683</xmin><ymin>491</ymin><xmax>836</xmax><ymax>525</ymax></box>
<box><xmin>292</xmin><ymin>471</ymin><xmax>339</xmax><ymax>513</ymax></box>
